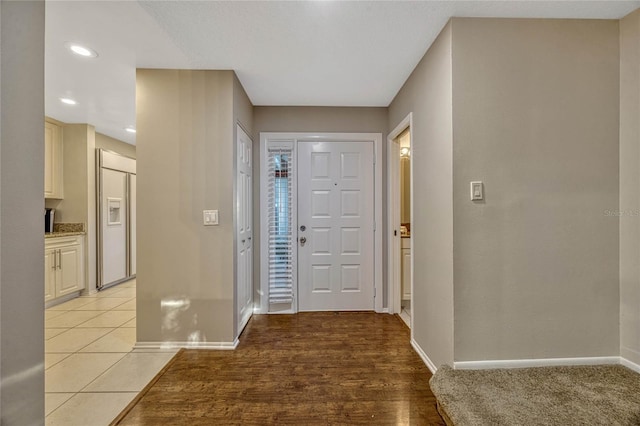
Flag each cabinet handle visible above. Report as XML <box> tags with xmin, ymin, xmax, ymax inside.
<box><xmin>57</xmin><ymin>250</ymin><xmax>62</xmax><ymax>269</ymax></box>
<box><xmin>52</xmin><ymin>251</ymin><xmax>57</xmax><ymax>270</ymax></box>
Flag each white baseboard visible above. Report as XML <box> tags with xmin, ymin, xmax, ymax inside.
<box><xmin>620</xmin><ymin>357</ymin><xmax>640</xmax><ymax>374</ymax></box>
<box><xmin>411</xmin><ymin>338</ymin><xmax>437</xmax><ymax>374</ymax></box>
<box><xmin>454</xmin><ymin>356</ymin><xmax>620</xmax><ymax>370</ymax></box>
<box><xmin>381</xmin><ymin>308</ymin><xmax>389</xmax><ymax>314</ymax></box>
<box><xmin>134</xmin><ymin>340</ymin><xmax>239</xmax><ymax>351</ymax></box>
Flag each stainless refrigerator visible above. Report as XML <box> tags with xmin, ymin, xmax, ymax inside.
<box><xmin>97</xmin><ymin>149</ymin><xmax>136</xmax><ymax>290</ymax></box>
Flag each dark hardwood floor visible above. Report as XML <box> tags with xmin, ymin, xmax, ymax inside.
<box><xmin>113</xmin><ymin>312</ymin><xmax>445</xmax><ymax>425</ymax></box>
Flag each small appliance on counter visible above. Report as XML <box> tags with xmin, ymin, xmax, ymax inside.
<box><xmin>45</xmin><ymin>208</ymin><xmax>55</xmax><ymax>233</ymax></box>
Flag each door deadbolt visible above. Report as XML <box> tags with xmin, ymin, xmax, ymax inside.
<box><xmin>299</xmin><ymin>237</ymin><xmax>307</xmax><ymax>246</ymax></box>
<box><xmin>300</xmin><ymin>225</ymin><xmax>306</xmax><ymax>232</ymax></box>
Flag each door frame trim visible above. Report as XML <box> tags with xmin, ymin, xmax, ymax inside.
<box><xmin>387</xmin><ymin>113</ymin><xmax>413</xmax><ymax>320</ymax></box>
<box><xmin>259</xmin><ymin>132</ymin><xmax>384</xmax><ymax>314</ymax></box>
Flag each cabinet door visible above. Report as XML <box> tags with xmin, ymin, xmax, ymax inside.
<box><xmin>44</xmin><ymin>249</ymin><xmax>57</xmax><ymax>302</ymax></box>
<box><xmin>58</xmin><ymin>244</ymin><xmax>82</xmax><ymax>296</ymax></box>
<box><xmin>401</xmin><ymin>248</ymin><xmax>412</xmax><ymax>300</ymax></box>
<box><xmin>44</xmin><ymin>121</ymin><xmax>63</xmax><ymax>199</ymax></box>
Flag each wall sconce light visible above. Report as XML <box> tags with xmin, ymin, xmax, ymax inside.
<box><xmin>400</xmin><ymin>147</ymin><xmax>411</xmax><ymax>158</ymax></box>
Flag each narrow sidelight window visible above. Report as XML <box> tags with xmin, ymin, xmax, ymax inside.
<box><xmin>267</xmin><ymin>148</ymin><xmax>294</xmax><ymax>304</ymax></box>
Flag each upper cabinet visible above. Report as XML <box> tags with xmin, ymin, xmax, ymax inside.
<box><xmin>44</xmin><ymin>119</ymin><xmax>63</xmax><ymax>199</ymax></box>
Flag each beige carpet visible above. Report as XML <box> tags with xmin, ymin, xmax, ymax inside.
<box><xmin>430</xmin><ymin>364</ymin><xmax>640</xmax><ymax>426</ymax></box>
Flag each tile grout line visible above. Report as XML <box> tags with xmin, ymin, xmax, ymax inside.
<box><xmin>76</xmin><ymin>350</ymin><xmax>134</xmax><ymax>394</ymax></box>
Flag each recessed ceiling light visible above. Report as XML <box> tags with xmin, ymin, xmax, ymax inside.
<box><xmin>125</xmin><ymin>127</ymin><xmax>136</xmax><ymax>134</ymax></box>
<box><xmin>60</xmin><ymin>97</ymin><xmax>77</xmax><ymax>105</ymax></box>
<box><xmin>64</xmin><ymin>42</ymin><xmax>98</xmax><ymax>58</ymax></box>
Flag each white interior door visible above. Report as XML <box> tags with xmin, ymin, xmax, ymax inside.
<box><xmin>297</xmin><ymin>141</ymin><xmax>374</xmax><ymax>311</ymax></box>
<box><xmin>237</xmin><ymin>125</ymin><xmax>253</xmax><ymax>333</ymax></box>
<box><xmin>101</xmin><ymin>168</ymin><xmax>128</xmax><ymax>285</ymax></box>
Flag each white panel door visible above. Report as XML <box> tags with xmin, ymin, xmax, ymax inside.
<box><xmin>129</xmin><ymin>174</ymin><xmax>137</xmax><ymax>276</ymax></box>
<box><xmin>297</xmin><ymin>141</ymin><xmax>374</xmax><ymax>311</ymax></box>
<box><xmin>237</xmin><ymin>125</ymin><xmax>253</xmax><ymax>333</ymax></box>
<box><xmin>102</xmin><ymin>168</ymin><xmax>128</xmax><ymax>285</ymax></box>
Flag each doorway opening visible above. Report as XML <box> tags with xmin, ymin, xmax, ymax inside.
<box><xmin>259</xmin><ymin>133</ymin><xmax>383</xmax><ymax>314</ymax></box>
<box><xmin>388</xmin><ymin>113</ymin><xmax>413</xmax><ymax>329</ymax></box>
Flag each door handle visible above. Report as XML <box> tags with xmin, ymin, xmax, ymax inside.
<box><xmin>299</xmin><ymin>237</ymin><xmax>307</xmax><ymax>246</ymax></box>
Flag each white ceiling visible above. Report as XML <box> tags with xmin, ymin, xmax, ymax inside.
<box><xmin>45</xmin><ymin>1</ymin><xmax>640</xmax><ymax>145</ymax></box>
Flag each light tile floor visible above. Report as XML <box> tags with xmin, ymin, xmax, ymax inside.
<box><xmin>45</xmin><ymin>279</ymin><xmax>178</xmax><ymax>426</ymax></box>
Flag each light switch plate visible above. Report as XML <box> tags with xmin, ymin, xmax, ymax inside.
<box><xmin>470</xmin><ymin>181</ymin><xmax>483</xmax><ymax>201</ymax></box>
<box><xmin>203</xmin><ymin>209</ymin><xmax>219</xmax><ymax>226</ymax></box>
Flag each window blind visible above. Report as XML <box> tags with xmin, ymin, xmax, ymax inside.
<box><xmin>267</xmin><ymin>148</ymin><xmax>294</xmax><ymax>304</ymax></box>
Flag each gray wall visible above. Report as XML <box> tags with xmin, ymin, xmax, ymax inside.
<box><xmin>0</xmin><ymin>1</ymin><xmax>45</xmax><ymax>424</ymax></box>
<box><xmin>252</xmin><ymin>106</ymin><xmax>388</xmax><ymax>310</ymax></box>
<box><xmin>452</xmin><ymin>18</ymin><xmax>620</xmax><ymax>361</ymax></box>
<box><xmin>620</xmin><ymin>9</ymin><xmax>640</xmax><ymax>366</ymax></box>
<box><xmin>96</xmin><ymin>132</ymin><xmax>136</xmax><ymax>158</ymax></box>
<box><xmin>388</xmin><ymin>22</ymin><xmax>454</xmax><ymax>369</ymax></box>
<box><xmin>136</xmin><ymin>69</ymin><xmax>238</xmax><ymax>345</ymax></box>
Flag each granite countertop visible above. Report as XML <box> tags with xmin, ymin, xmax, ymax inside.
<box><xmin>45</xmin><ymin>223</ymin><xmax>86</xmax><ymax>238</ymax></box>
<box><xmin>46</xmin><ymin>231</ymin><xmax>86</xmax><ymax>238</ymax></box>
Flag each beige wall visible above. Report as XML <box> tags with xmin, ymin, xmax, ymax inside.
<box><xmin>388</xmin><ymin>22</ymin><xmax>454</xmax><ymax>369</ymax></box>
<box><xmin>398</xmin><ymin>129</ymin><xmax>411</xmax><ymax>225</ymax></box>
<box><xmin>136</xmin><ymin>69</ymin><xmax>237</xmax><ymax>344</ymax></box>
<box><xmin>620</xmin><ymin>9</ymin><xmax>640</xmax><ymax>366</ymax></box>
<box><xmin>0</xmin><ymin>1</ymin><xmax>45</xmax><ymax>423</ymax></box>
<box><xmin>400</xmin><ymin>158</ymin><xmax>410</xmax><ymax>224</ymax></box>
<box><xmin>452</xmin><ymin>18</ymin><xmax>620</xmax><ymax>361</ymax></box>
<box><xmin>52</xmin><ymin>124</ymin><xmax>93</xmax><ymax>223</ymax></box>
<box><xmin>252</xmin><ymin>106</ymin><xmax>388</xmax><ymax>308</ymax></box>
<box><xmin>96</xmin><ymin>132</ymin><xmax>136</xmax><ymax>158</ymax></box>
<box><xmin>57</xmin><ymin>124</ymin><xmax>97</xmax><ymax>292</ymax></box>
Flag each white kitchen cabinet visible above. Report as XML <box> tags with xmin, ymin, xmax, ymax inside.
<box><xmin>44</xmin><ymin>249</ymin><xmax>57</xmax><ymax>302</ymax></box>
<box><xmin>45</xmin><ymin>236</ymin><xmax>84</xmax><ymax>302</ymax></box>
<box><xmin>44</xmin><ymin>119</ymin><xmax>64</xmax><ymax>199</ymax></box>
<box><xmin>401</xmin><ymin>238</ymin><xmax>412</xmax><ymax>301</ymax></box>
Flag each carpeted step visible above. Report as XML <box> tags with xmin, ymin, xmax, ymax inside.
<box><xmin>430</xmin><ymin>364</ymin><xmax>640</xmax><ymax>425</ymax></box>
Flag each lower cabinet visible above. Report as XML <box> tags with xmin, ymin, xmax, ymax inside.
<box><xmin>45</xmin><ymin>236</ymin><xmax>84</xmax><ymax>302</ymax></box>
<box><xmin>401</xmin><ymin>238</ymin><xmax>412</xmax><ymax>301</ymax></box>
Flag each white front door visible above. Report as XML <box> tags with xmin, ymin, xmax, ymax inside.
<box><xmin>297</xmin><ymin>141</ymin><xmax>375</xmax><ymax>311</ymax></box>
<box><xmin>237</xmin><ymin>125</ymin><xmax>253</xmax><ymax>333</ymax></box>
